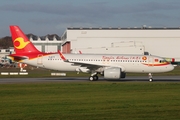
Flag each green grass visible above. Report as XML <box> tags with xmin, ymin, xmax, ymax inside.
<box><xmin>0</xmin><ymin>82</ymin><xmax>180</xmax><ymax>120</ymax></box>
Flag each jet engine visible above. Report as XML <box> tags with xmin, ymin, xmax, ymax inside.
<box><xmin>104</xmin><ymin>67</ymin><xmax>126</xmax><ymax>79</ymax></box>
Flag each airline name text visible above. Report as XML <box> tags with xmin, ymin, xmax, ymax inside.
<box><xmin>102</xmin><ymin>56</ymin><xmax>141</xmax><ymax>60</ymax></box>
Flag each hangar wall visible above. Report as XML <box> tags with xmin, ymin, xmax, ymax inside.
<box><xmin>61</xmin><ymin>28</ymin><xmax>180</xmax><ymax>59</ymax></box>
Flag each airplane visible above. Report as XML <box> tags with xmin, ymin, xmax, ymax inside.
<box><xmin>8</xmin><ymin>25</ymin><xmax>174</xmax><ymax>81</ymax></box>
<box><xmin>0</xmin><ymin>56</ymin><xmax>14</xmax><ymax>67</ymax></box>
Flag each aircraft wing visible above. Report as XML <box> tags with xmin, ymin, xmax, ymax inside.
<box><xmin>58</xmin><ymin>50</ymin><xmax>124</xmax><ymax>72</ymax></box>
<box><xmin>66</xmin><ymin>61</ymin><xmax>103</xmax><ymax>70</ymax></box>
<box><xmin>65</xmin><ymin>60</ymin><xmax>124</xmax><ymax>72</ymax></box>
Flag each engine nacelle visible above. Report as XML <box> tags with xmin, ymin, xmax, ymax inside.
<box><xmin>104</xmin><ymin>67</ymin><xmax>121</xmax><ymax>79</ymax></box>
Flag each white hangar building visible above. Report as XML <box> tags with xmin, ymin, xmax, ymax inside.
<box><xmin>29</xmin><ymin>35</ymin><xmax>62</xmax><ymax>53</ymax></box>
<box><xmin>61</xmin><ymin>27</ymin><xmax>180</xmax><ymax>61</ymax></box>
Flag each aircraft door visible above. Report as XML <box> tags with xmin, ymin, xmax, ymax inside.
<box><xmin>37</xmin><ymin>54</ymin><xmax>43</xmax><ymax>66</ymax></box>
<box><xmin>148</xmin><ymin>56</ymin><xmax>154</xmax><ymax>67</ymax></box>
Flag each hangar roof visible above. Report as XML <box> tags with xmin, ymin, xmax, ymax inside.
<box><xmin>67</xmin><ymin>27</ymin><xmax>180</xmax><ymax>30</ymax></box>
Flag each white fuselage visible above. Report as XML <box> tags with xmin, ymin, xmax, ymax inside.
<box><xmin>21</xmin><ymin>54</ymin><xmax>174</xmax><ymax>73</ymax></box>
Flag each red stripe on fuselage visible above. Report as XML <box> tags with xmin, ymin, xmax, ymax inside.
<box><xmin>142</xmin><ymin>62</ymin><xmax>170</xmax><ymax>66</ymax></box>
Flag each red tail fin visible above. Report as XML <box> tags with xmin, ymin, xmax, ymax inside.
<box><xmin>10</xmin><ymin>25</ymin><xmax>41</xmax><ymax>55</ymax></box>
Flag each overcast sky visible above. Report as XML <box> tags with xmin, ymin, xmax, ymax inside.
<box><xmin>0</xmin><ymin>0</ymin><xmax>180</xmax><ymax>37</ymax></box>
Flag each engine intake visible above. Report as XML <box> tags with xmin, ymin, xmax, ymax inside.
<box><xmin>104</xmin><ymin>67</ymin><xmax>125</xmax><ymax>80</ymax></box>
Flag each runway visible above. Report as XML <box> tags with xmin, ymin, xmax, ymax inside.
<box><xmin>0</xmin><ymin>76</ymin><xmax>180</xmax><ymax>84</ymax></box>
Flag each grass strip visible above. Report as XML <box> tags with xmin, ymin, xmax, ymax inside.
<box><xmin>0</xmin><ymin>82</ymin><xmax>180</xmax><ymax>120</ymax></box>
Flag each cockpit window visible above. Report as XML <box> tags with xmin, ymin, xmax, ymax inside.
<box><xmin>159</xmin><ymin>60</ymin><xmax>167</xmax><ymax>63</ymax></box>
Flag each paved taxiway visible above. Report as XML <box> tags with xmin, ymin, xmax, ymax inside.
<box><xmin>0</xmin><ymin>76</ymin><xmax>180</xmax><ymax>84</ymax></box>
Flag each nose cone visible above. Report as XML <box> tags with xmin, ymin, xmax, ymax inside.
<box><xmin>167</xmin><ymin>64</ymin><xmax>174</xmax><ymax>72</ymax></box>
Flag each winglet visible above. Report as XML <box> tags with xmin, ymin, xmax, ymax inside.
<box><xmin>79</xmin><ymin>50</ymin><xmax>82</xmax><ymax>54</ymax></box>
<box><xmin>58</xmin><ymin>50</ymin><xmax>66</xmax><ymax>61</ymax></box>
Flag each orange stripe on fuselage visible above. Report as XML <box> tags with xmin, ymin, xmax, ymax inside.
<box><xmin>142</xmin><ymin>62</ymin><xmax>170</xmax><ymax>66</ymax></box>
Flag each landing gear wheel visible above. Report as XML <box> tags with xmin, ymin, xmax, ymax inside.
<box><xmin>149</xmin><ymin>78</ymin><xmax>153</xmax><ymax>82</ymax></box>
<box><xmin>89</xmin><ymin>76</ymin><xmax>94</xmax><ymax>81</ymax></box>
<box><xmin>89</xmin><ymin>75</ymin><xmax>99</xmax><ymax>81</ymax></box>
<box><xmin>93</xmin><ymin>75</ymin><xmax>99</xmax><ymax>81</ymax></box>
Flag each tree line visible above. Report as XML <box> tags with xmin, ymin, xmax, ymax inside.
<box><xmin>0</xmin><ymin>36</ymin><xmax>12</xmax><ymax>49</ymax></box>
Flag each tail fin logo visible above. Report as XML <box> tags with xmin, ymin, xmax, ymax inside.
<box><xmin>14</xmin><ymin>37</ymin><xmax>30</xmax><ymax>49</ymax></box>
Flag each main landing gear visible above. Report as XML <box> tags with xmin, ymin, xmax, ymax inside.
<box><xmin>89</xmin><ymin>75</ymin><xmax>98</xmax><ymax>81</ymax></box>
<box><xmin>89</xmin><ymin>72</ymin><xmax>99</xmax><ymax>81</ymax></box>
<box><xmin>148</xmin><ymin>73</ymin><xmax>153</xmax><ymax>82</ymax></box>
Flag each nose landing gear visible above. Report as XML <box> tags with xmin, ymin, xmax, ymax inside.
<box><xmin>148</xmin><ymin>73</ymin><xmax>153</xmax><ymax>82</ymax></box>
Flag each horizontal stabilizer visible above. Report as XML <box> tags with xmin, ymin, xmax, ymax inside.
<box><xmin>8</xmin><ymin>54</ymin><xmax>29</xmax><ymax>61</ymax></box>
